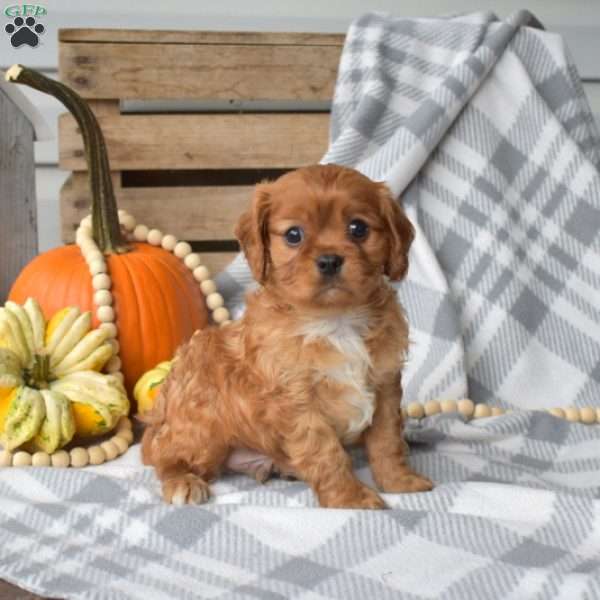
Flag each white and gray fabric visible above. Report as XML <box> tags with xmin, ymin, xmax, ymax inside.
<box><xmin>219</xmin><ymin>9</ymin><xmax>600</xmax><ymax>410</ymax></box>
<box><xmin>3</xmin><ymin>10</ymin><xmax>600</xmax><ymax>600</ymax></box>
<box><xmin>2</xmin><ymin>413</ymin><xmax>600</xmax><ymax>599</ymax></box>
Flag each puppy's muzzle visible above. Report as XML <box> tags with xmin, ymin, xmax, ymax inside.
<box><xmin>316</xmin><ymin>254</ymin><xmax>344</xmax><ymax>277</ymax></box>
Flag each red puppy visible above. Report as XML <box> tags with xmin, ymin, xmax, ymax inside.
<box><xmin>141</xmin><ymin>164</ymin><xmax>433</xmax><ymax>508</ymax></box>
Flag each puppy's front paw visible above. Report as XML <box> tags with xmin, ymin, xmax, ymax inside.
<box><xmin>162</xmin><ymin>474</ymin><xmax>210</xmax><ymax>505</ymax></box>
<box><xmin>320</xmin><ymin>482</ymin><xmax>386</xmax><ymax>510</ymax></box>
<box><xmin>379</xmin><ymin>469</ymin><xmax>433</xmax><ymax>493</ymax></box>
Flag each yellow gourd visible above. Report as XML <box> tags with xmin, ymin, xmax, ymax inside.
<box><xmin>133</xmin><ymin>361</ymin><xmax>172</xmax><ymax>415</ymax></box>
<box><xmin>0</xmin><ymin>298</ymin><xmax>129</xmax><ymax>452</ymax></box>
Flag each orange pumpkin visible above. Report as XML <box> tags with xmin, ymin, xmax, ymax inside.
<box><xmin>9</xmin><ymin>244</ymin><xmax>207</xmax><ymax>395</ymax></box>
<box><xmin>6</xmin><ymin>65</ymin><xmax>209</xmax><ymax>397</ymax></box>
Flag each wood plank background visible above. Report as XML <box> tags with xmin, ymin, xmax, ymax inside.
<box><xmin>0</xmin><ymin>91</ymin><xmax>38</xmax><ymax>303</ymax></box>
<box><xmin>0</xmin><ymin>1</ymin><xmax>597</xmax><ymax>257</ymax></box>
<box><xmin>60</xmin><ymin>174</ymin><xmax>253</xmax><ymax>241</ymax></box>
<box><xmin>55</xmin><ymin>30</ymin><xmax>337</xmax><ymax>273</ymax></box>
<box><xmin>58</xmin><ymin>113</ymin><xmax>330</xmax><ymax>171</ymax></box>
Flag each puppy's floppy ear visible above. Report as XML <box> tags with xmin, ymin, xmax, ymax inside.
<box><xmin>378</xmin><ymin>183</ymin><xmax>415</xmax><ymax>281</ymax></box>
<box><xmin>235</xmin><ymin>183</ymin><xmax>272</xmax><ymax>283</ymax></box>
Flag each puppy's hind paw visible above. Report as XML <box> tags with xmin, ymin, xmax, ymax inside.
<box><xmin>162</xmin><ymin>474</ymin><xmax>210</xmax><ymax>505</ymax></box>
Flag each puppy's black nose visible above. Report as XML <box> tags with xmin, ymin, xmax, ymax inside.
<box><xmin>316</xmin><ymin>254</ymin><xmax>344</xmax><ymax>277</ymax></box>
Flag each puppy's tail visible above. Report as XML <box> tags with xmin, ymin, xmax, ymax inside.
<box><xmin>138</xmin><ymin>396</ymin><xmax>167</xmax><ymax>465</ymax></box>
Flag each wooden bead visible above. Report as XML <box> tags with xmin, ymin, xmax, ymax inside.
<box><xmin>212</xmin><ymin>307</ymin><xmax>230</xmax><ymax>324</ymax></box>
<box><xmin>424</xmin><ymin>400</ymin><xmax>441</xmax><ymax>417</ymax></box>
<box><xmin>548</xmin><ymin>407</ymin><xmax>566</xmax><ymax>419</ymax></box>
<box><xmin>406</xmin><ymin>402</ymin><xmax>425</xmax><ymax>419</ymax></box>
<box><xmin>94</xmin><ymin>290</ymin><xmax>113</xmax><ymax>306</ymax></box>
<box><xmin>474</xmin><ymin>404</ymin><xmax>492</xmax><ymax>419</ymax></box>
<box><xmin>120</xmin><ymin>214</ymin><xmax>137</xmax><ymax>231</ymax></box>
<box><xmin>89</xmin><ymin>259</ymin><xmax>107</xmax><ymax>276</ymax></box>
<box><xmin>457</xmin><ymin>399</ymin><xmax>475</xmax><ymax>418</ymax></box>
<box><xmin>111</xmin><ymin>372</ymin><xmax>124</xmax><ymax>383</ymax></box>
<box><xmin>580</xmin><ymin>407</ymin><xmax>596</xmax><ymax>424</ymax></box>
<box><xmin>97</xmin><ymin>305</ymin><xmax>115</xmax><ymax>323</ymax></box>
<box><xmin>32</xmin><ymin>452</ymin><xmax>51</xmax><ymax>467</ymax></box>
<box><xmin>147</xmin><ymin>229</ymin><xmax>163</xmax><ymax>245</ymax></box>
<box><xmin>200</xmin><ymin>280</ymin><xmax>217</xmax><ymax>295</ymax></box>
<box><xmin>51</xmin><ymin>450</ymin><xmax>70</xmax><ymax>468</ymax></box>
<box><xmin>88</xmin><ymin>446</ymin><xmax>106</xmax><ymax>466</ymax></box>
<box><xmin>78</xmin><ymin>221</ymin><xmax>92</xmax><ymax>233</ymax></box>
<box><xmin>491</xmin><ymin>407</ymin><xmax>505</xmax><ymax>417</ymax></box>
<box><xmin>112</xmin><ymin>436</ymin><xmax>129</xmax><ymax>455</ymax></box>
<box><xmin>99</xmin><ymin>323</ymin><xmax>118</xmax><ymax>339</ymax></box>
<box><xmin>0</xmin><ymin>451</ymin><xmax>12</xmax><ymax>467</ymax></box>
<box><xmin>184</xmin><ymin>253</ymin><xmax>202</xmax><ymax>270</ymax></box>
<box><xmin>161</xmin><ymin>234</ymin><xmax>178</xmax><ymax>251</ymax></box>
<box><xmin>133</xmin><ymin>224</ymin><xmax>149</xmax><ymax>241</ymax></box>
<box><xmin>79</xmin><ymin>240</ymin><xmax>96</xmax><ymax>255</ymax></box>
<box><xmin>440</xmin><ymin>400</ymin><xmax>457</xmax><ymax>414</ymax></box>
<box><xmin>206</xmin><ymin>293</ymin><xmax>224</xmax><ymax>310</ymax></box>
<box><xmin>193</xmin><ymin>265</ymin><xmax>211</xmax><ymax>282</ymax></box>
<box><xmin>13</xmin><ymin>451</ymin><xmax>31</xmax><ymax>467</ymax></box>
<box><xmin>565</xmin><ymin>407</ymin><xmax>580</xmax><ymax>422</ymax></box>
<box><xmin>108</xmin><ymin>339</ymin><xmax>120</xmax><ymax>355</ymax></box>
<box><xmin>76</xmin><ymin>228</ymin><xmax>92</xmax><ymax>245</ymax></box>
<box><xmin>101</xmin><ymin>440</ymin><xmax>119</xmax><ymax>461</ymax></box>
<box><xmin>85</xmin><ymin>249</ymin><xmax>103</xmax><ymax>264</ymax></box>
<box><xmin>70</xmin><ymin>447</ymin><xmax>89</xmax><ymax>468</ymax></box>
<box><xmin>92</xmin><ymin>274</ymin><xmax>111</xmax><ymax>291</ymax></box>
<box><xmin>115</xmin><ymin>428</ymin><xmax>134</xmax><ymax>444</ymax></box>
<box><xmin>106</xmin><ymin>356</ymin><xmax>122</xmax><ymax>373</ymax></box>
<box><xmin>219</xmin><ymin>319</ymin><xmax>232</xmax><ymax>327</ymax></box>
<box><xmin>174</xmin><ymin>241</ymin><xmax>192</xmax><ymax>258</ymax></box>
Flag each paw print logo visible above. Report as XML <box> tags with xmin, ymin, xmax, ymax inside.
<box><xmin>5</xmin><ymin>16</ymin><xmax>45</xmax><ymax>48</ymax></box>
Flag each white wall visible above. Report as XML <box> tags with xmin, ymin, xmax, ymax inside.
<box><xmin>1</xmin><ymin>0</ymin><xmax>598</xmax><ymax>251</ymax></box>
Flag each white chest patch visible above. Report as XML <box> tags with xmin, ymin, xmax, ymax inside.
<box><xmin>300</xmin><ymin>312</ymin><xmax>375</xmax><ymax>443</ymax></box>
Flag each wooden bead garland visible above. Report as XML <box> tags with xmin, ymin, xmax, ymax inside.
<box><xmin>0</xmin><ymin>416</ymin><xmax>134</xmax><ymax>468</ymax></box>
<box><xmin>112</xmin><ymin>210</ymin><xmax>231</xmax><ymax>327</ymax></box>
<box><xmin>403</xmin><ymin>400</ymin><xmax>600</xmax><ymax>425</ymax></box>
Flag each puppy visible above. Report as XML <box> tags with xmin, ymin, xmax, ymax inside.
<box><xmin>141</xmin><ymin>164</ymin><xmax>433</xmax><ymax>509</ymax></box>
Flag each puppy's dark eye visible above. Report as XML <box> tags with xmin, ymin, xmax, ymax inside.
<box><xmin>348</xmin><ymin>219</ymin><xmax>369</xmax><ymax>240</ymax></box>
<box><xmin>284</xmin><ymin>226</ymin><xmax>304</xmax><ymax>247</ymax></box>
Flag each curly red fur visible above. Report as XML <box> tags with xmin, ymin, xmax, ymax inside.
<box><xmin>141</xmin><ymin>164</ymin><xmax>432</xmax><ymax>508</ymax></box>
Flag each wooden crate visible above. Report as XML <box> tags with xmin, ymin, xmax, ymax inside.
<box><xmin>57</xmin><ymin>29</ymin><xmax>344</xmax><ymax>273</ymax></box>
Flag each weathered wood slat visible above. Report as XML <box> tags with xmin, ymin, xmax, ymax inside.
<box><xmin>59</xmin><ymin>41</ymin><xmax>341</xmax><ymax>100</ymax></box>
<box><xmin>60</xmin><ymin>173</ymin><xmax>251</xmax><ymax>242</ymax></box>
<box><xmin>0</xmin><ymin>92</ymin><xmax>38</xmax><ymax>302</ymax></box>
<box><xmin>59</xmin><ymin>29</ymin><xmax>344</xmax><ymax>47</ymax></box>
<box><xmin>88</xmin><ymin>99</ymin><xmax>120</xmax><ymax>116</ymax></box>
<box><xmin>59</xmin><ymin>113</ymin><xmax>329</xmax><ymax>170</ymax></box>
<box><xmin>60</xmin><ymin>174</ymin><xmax>240</xmax><ymax>275</ymax></box>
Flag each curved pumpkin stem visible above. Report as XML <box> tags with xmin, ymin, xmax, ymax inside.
<box><xmin>5</xmin><ymin>64</ymin><xmax>129</xmax><ymax>255</ymax></box>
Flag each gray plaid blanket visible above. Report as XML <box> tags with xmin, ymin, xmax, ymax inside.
<box><xmin>2</xmin><ymin>413</ymin><xmax>600</xmax><ymax>599</ymax></box>
<box><xmin>2</xmin><ymin>9</ymin><xmax>600</xmax><ymax>600</ymax></box>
